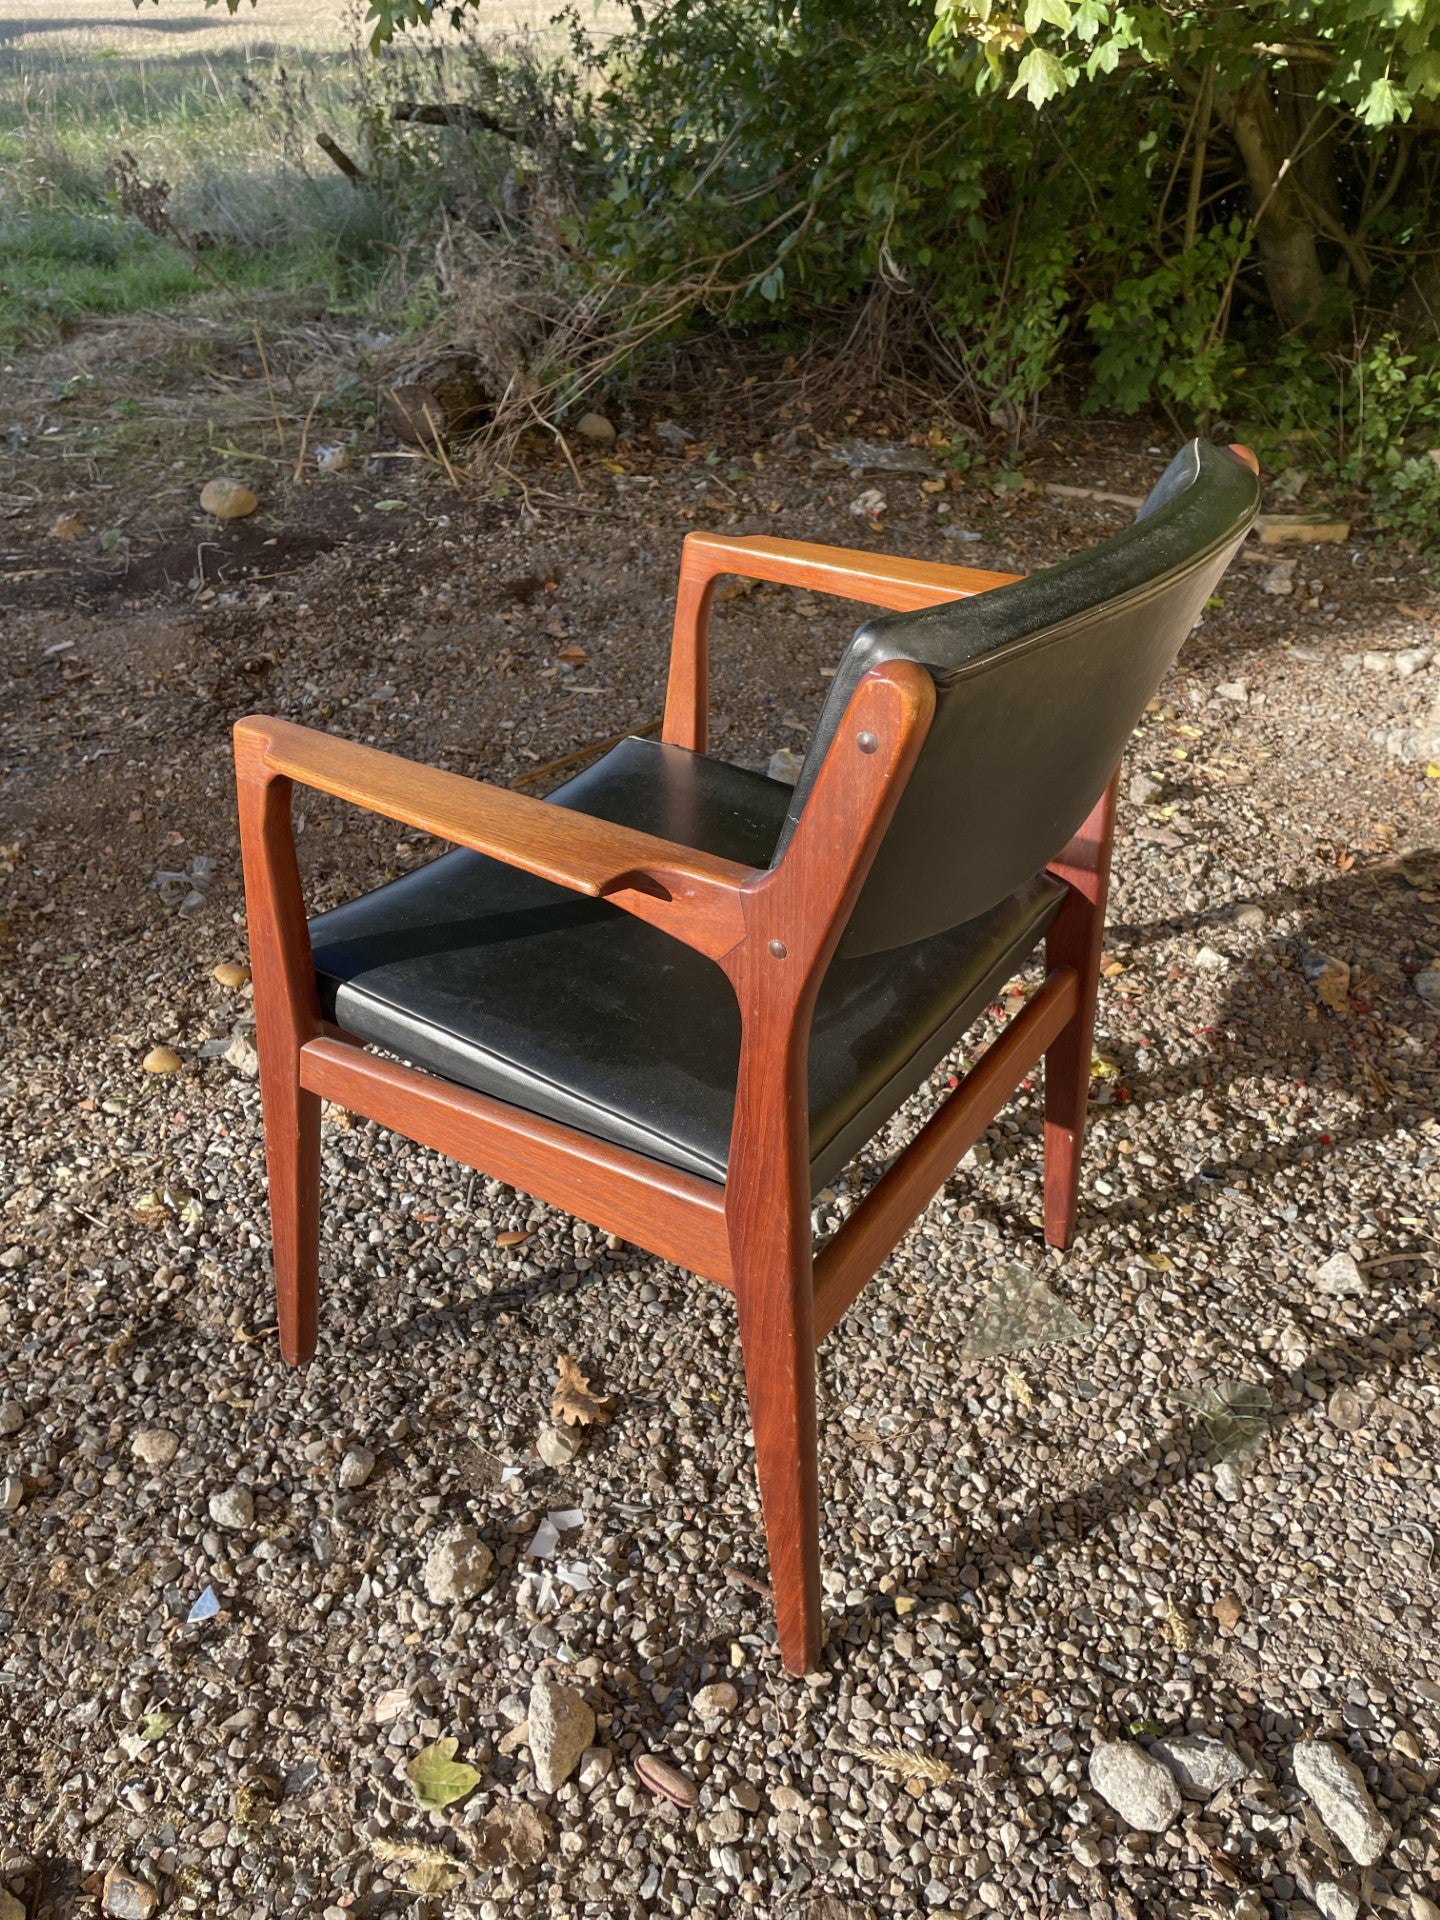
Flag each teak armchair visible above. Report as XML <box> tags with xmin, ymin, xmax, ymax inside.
<box><xmin>235</xmin><ymin>439</ymin><xmax>1259</xmax><ymax>1674</ymax></box>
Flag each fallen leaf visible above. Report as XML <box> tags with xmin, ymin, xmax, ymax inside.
<box><xmin>406</xmin><ymin>1737</ymin><xmax>483</xmax><ymax>1811</ymax></box>
<box><xmin>49</xmin><ymin>512</ymin><xmax>86</xmax><ymax>539</ymax></box>
<box><xmin>552</xmin><ymin>1355</ymin><xmax>615</xmax><ymax>1428</ymax></box>
<box><xmin>557</xmin><ymin>645</ymin><xmax>589</xmax><ymax>664</ymax></box>
<box><xmin>372</xmin><ymin>1839</ymin><xmax>465</xmax><ymax>1896</ymax></box>
<box><xmin>138</xmin><ymin>1709</ymin><xmax>178</xmax><ymax>1743</ymax></box>
<box><xmin>468</xmin><ymin>1799</ymin><xmax>553</xmax><ymax>1868</ymax></box>
<box><xmin>1213</xmin><ymin>1592</ymin><xmax>1243</xmax><ymax>1633</ymax></box>
<box><xmin>496</xmin><ymin>1229</ymin><xmax>530</xmax><ymax>1248</ymax></box>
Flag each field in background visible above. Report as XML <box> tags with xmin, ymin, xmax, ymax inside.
<box><xmin>0</xmin><ymin>0</ymin><xmax>615</xmax><ymax>350</ymax></box>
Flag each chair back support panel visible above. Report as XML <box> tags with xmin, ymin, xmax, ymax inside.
<box><xmin>781</xmin><ymin>441</ymin><xmax>1258</xmax><ymax>956</ymax></box>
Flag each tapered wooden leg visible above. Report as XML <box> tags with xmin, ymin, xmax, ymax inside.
<box><xmin>1043</xmin><ymin>771</ymin><xmax>1119</xmax><ymax>1250</ymax></box>
<box><xmin>235</xmin><ymin>730</ymin><xmax>325</xmax><ymax>1364</ymax></box>
<box><xmin>734</xmin><ymin>1237</ymin><xmax>823</xmax><ymax>1675</ymax></box>
<box><xmin>261</xmin><ymin>1072</ymin><xmax>322</xmax><ymax>1364</ymax></box>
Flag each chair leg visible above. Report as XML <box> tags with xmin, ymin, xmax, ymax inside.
<box><xmin>260</xmin><ymin>1071</ymin><xmax>322</xmax><ymax>1364</ymax></box>
<box><xmin>1043</xmin><ymin>772</ymin><xmax>1119</xmax><ymax>1250</ymax></box>
<box><xmin>734</xmin><ymin>1249</ymin><xmax>824</xmax><ymax>1675</ymax></box>
<box><xmin>235</xmin><ymin>737</ymin><xmax>325</xmax><ymax>1365</ymax></box>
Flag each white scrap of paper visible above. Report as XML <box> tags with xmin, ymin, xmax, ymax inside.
<box><xmin>549</xmin><ymin>1507</ymin><xmax>584</xmax><ymax>1529</ymax></box>
<box><xmin>500</xmin><ymin>1465</ymin><xmax>524</xmax><ymax>1485</ymax></box>
<box><xmin>555</xmin><ymin>1560</ymin><xmax>592</xmax><ymax>1593</ymax></box>
<box><xmin>528</xmin><ymin>1516</ymin><xmax>560</xmax><ymax>1559</ymax></box>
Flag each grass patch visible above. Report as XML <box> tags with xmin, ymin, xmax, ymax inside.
<box><xmin>0</xmin><ymin>16</ymin><xmax>422</xmax><ymax>350</ymax></box>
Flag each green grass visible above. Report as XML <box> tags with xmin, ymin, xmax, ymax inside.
<box><xmin>0</xmin><ymin>22</ymin><xmax>422</xmax><ymax>350</ymax></box>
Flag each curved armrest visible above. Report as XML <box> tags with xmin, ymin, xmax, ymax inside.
<box><xmin>663</xmin><ymin>531</ymin><xmax>1021</xmax><ymax>752</ymax></box>
<box><xmin>233</xmin><ymin>715</ymin><xmax>755</xmax><ymax>962</ymax></box>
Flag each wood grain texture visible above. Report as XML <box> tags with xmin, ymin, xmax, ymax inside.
<box><xmin>234</xmin><ymin>728</ymin><xmax>323</xmax><ymax>1365</ymax></box>
<box><xmin>234</xmin><ymin>715</ymin><xmax>756</xmax><ymax>963</ymax></box>
<box><xmin>717</xmin><ymin>659</ymin><xmax>937</xmax><ymax>1674</ymax></box>
<box><xmin>812</xmin><ymin>968</ymin><xmax>1079</xmax><ymax>1342</ymax></box>
<box><xmin>1042</xmin><ymin>772</ymin><xmax>1120</xmax><ymax>1249</ymax></box>
<box><xmin>663</xmin><ymin>530</ymin><xmax>1021</xmax><ymax>751</ymax></box>
<box><xmin>299</xmin><ymin>1038</ymin><xmax>734</xmax><ymax>1285</ymax></box>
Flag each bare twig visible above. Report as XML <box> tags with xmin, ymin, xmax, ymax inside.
<box><xmin>292</xmin><ymin>393</ymin><xmax>321</xmax><ymax>483</ymax></box>
<box><xmin>251</xmin><ymin>325</ymin><xmax>287</xmax><ymax>454</ymax></box>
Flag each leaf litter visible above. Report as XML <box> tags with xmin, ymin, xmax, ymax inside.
<box><xmin>552</xmin><ymin>1354</ymin><xmax>615</xmax><ymax>1427</ymax></box>
<box><xmin>405</xmin><ymin>1737</ymin><xmax>483</xmax><ymax>1811</ymax></box>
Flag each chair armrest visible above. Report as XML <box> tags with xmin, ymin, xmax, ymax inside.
<box><xmin>233</xmin><ymin>715</ymin><xmax>755</xmax><ymax>963</ymax></box>
<box><xmin>663</xmin><ymin>531</ymin><xmax>1020</xmax><ymax>752</ymax></box>
<box><xmin>678</xmin><ymin>530</ymin><xmax>1020</xmax><ymax>612</ymax></box>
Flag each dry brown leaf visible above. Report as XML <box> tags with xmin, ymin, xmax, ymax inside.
<box><xmin>552</xmin><ymin>1355</ymin><xmax>615</xmax><ymax>1428</ymax></box>
<box><xmin>1213</xmin><ymin>1592</ymin><xmax>1243</xmax><ymax>1633</ymax></box>
<box><xmin>462</xmin><ymin>1800</ymin><xmax>553</xmax><ymax>1870</ymax></box>
<box><xmin>496</xmin><ymin>1229</ymin><xmax>530</xmax><ymax>1248</ymax></box>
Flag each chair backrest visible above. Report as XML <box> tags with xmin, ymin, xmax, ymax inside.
<box><xmin>777</xmin><ymin>440</ymin><xmax>1259</xmax><ymax>958</ymax></box>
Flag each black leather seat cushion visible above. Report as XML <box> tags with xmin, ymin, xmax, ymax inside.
<box><xmin>309</xmin><ymin>738</ymin><xmax>1065</xmax><ymax>1188</ymax></box>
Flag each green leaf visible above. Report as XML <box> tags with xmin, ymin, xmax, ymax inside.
<box><xmin>1357</xmin><ymin>75</ymin><xmax>1410</xmax><ymax>127</ymax></box>
<box><xmin>139</xmin><ymin>1710</ymin><xmax>178</xmax><ymax>1743</ymax></box>
<box><xmin>1024</xmin><ymin>0</ymin><xmax>1073</xmax><ymax>30</ymax></box>
<box><xmin>406</xmin><ymin>1738</ymin><xmax>483</xmax><ymax>1811</ymax></box>
<box><xmin>1008</xmin><ymin>46</ymin><xmax>1070</xmax><ymax>106</ymax></box>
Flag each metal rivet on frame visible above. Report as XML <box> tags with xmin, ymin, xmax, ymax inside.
<box><xmin>856</xmin><ymin>731</ymin><xmax>878</xmax><ymax>754</ymax></box>
<box><xmin>769</xmin><ymin>939</ymin><xmax>788</xmax><ymax>959</ymax></box>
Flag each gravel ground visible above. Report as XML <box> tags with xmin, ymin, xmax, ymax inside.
<box><xmin>2</xmin><ymin>412</ymin><xmax>1439</xmax><ymax>1920</ymax></box>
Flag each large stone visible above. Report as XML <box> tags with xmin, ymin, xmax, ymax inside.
<box><xmin>338</xmin><ymin>1444</ymin><xmax>376</xmax><ymax>1489</ymax></box>
<box><xmin>199</xmin><ymin>478</ymin><xmax>258</xmax><ymax>520</ymax></box>
<box><xmin>1293</xmin><ymin>1739</ymin><xmax>1391</xmax><ymax>1865</ymax></box>
<box><xmin>1088</xmin><ymin>1739</ymin><xmax>1182</xmax><ymax>1832</ymax></box>
<box><xmin>1313</xmin><ymin>1252</ymin><xmax>1366</xmax><ymax>1297</ymax></box>
<box><xmin>528</xmin><ymin>1676</ymin><xmax>595</xmax><ymax>1792</ymax></box>
<box><xmin>423</xmin><ymin>1526</ymin><xmax>493</xmax><ymax>1606</ymax></box>
<box><xmin>1313</xmin><ymin>1879</ymin><xmax>1360</xmax><ymax>1920</ymax></box>
<box><xmin>132</xmin><ymin>1428</ymin><xmax>180</xmax><ymax>1470</ymax></box>
<box><xmin>692</xmin><ymin>1682</ymin><xmax>739</xmax><ymax>1723</ymax></box>
<box><xmin>1151</xmin><ymin>1734</ymin><xmax>1248</xmax><ymax>1799</ymax></box>
<box><xmin>208</xmin><ymin>1485</ymin><xmax>254</xmax><ymax>1530</ymax></box>
<box><xmin>0</xmin><ymin>1400</ymin><xmax>24</xmax><ymax>1435</ymax></box>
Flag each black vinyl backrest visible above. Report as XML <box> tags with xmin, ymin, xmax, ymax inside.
<box><xmin>778</xmin><ymin>440</ymin><xmax>1259</xmax><ymax>959</ymax></box>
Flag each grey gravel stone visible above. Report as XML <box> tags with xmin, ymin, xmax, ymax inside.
<box><xmin>1293</xmin><ymin>1739</ymin><xmax>1391</xmax><ymax>1865</ymax></box>
<box><xmin>422</xmin><ymin>1526</ymin><xmax>493</xmax><ymax>1605</ymax></box>
<box><xmin>1089</xmin><ymin>1739</ymin><xmax>1182</xmax><ymax>1831</ymax></box>
<box><xmin>0</xmin><ymin>1401</ymin><xmax>23</xmax><ymax>1436</ymax></box>
<box><xmin>528</xmin><ymin>1676</ymin><xmax>594</xmax><ymax>1792</ymax></box>
<box><xmin>0</xmin><ymin>1477</ymin><xmax>22</xmax><ymax>1514</ymax></box>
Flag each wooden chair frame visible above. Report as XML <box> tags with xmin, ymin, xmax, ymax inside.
<box><xmin>235</xmin><ymin>531</ymin><xmax>1117</xmax><ymax>1676</ymax></box>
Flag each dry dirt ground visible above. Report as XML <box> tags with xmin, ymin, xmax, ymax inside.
<box><xmin>2</xmin><ymin>330</ymin><xmax>1439</xmax><ymax>1920</ymax></box>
